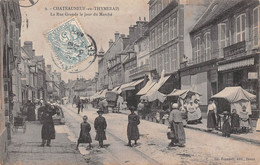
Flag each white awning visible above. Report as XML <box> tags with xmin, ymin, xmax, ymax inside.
<box><xmin>218</xmin><ymin>58</ymin><xmax>254</xmax><ymax>71</ymax></box>
<box><xmin>136</xmin><ymin>81</ymin><xmax>156</xmax><ymax>95</ymax></box>
<box><xmin>121</xmin><ymin>79</ymin><xmax>144</xmax><ymax>92</ymax></box>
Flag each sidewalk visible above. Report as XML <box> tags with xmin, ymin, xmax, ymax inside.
<box><xmin>7</xmin><ymin>121</ymin><xmax>86</xmax><ymax>165</ymax></box>
<box><xmin>84</xmin><ymin>104</ymin><xmax>260</xmax><ymax>145</ymax></box>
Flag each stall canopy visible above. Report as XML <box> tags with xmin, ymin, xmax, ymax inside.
<box><xmin>167</xmin><ymin>89</ymin><xmax>201</xmax><ymax>100</ymax></box>
<box><xmin>121</xmin><ymin>79</ymin><xmax>144</xmax><ymax>92</ymax></box>
<box><xmin>211</xmin><ymin>86</ymin><xmax>256</xmax><ymax>103</ymax></box>
<box><xmin>112</xmin><ymin>86</ymin><xmax>121</xmax><ymax>92</ymax></box>
<box><xmin>141</xmin><ymin>75</ymin><xmax>170</xmax><ymax>103</ymax></box>
<box><xmin>136</xmin><ymin>81</ymin><xmax>156</xmax><ymax>95</ymax></box>
<box><xmin>99</xmin><ymin>89</ymin><xmax>108</xmax><ymax>98</ymax></box>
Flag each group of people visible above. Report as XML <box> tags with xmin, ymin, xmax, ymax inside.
<box><xmin>207</xmin><ymin>99</ymin><xmax>251</xmax><ymax>137</ymax></box>
<box><xmin>76</xmin><ymin>106</ymin><xmax>141</xmax><ymax>149</ymax></box>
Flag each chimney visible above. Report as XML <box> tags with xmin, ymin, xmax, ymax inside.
<box><xmin>144</xmin><ymin>17</ymin><xmax>146</xmax><ymax>22</ymax></box>
<box><xmin>109</xmin><ymin>39</ymin><xmax>113</xmax><ymax>48</ymax></box>
<box><xmin>139</xmin><ymin>16</ymin><xmax>141</xmax><ymax>21</ymax></box>
<box><xmin>115</xmin><ymin>31</ymin><xmax>120</xmax><ymax>41</ymax></box>
<box><xmin>32</xmin><ymin>49</ymin><xmax>35</xmax><ymax>57</ymax></box>
<box><xmin>23</xmin><ymin>41</ymin><xmax>33</xmax><ymax>57</ymax></box>
<box><xmin>47</xmin><ymin>65</ymin><xmax>52</xmax><ymax>72</ymax></box>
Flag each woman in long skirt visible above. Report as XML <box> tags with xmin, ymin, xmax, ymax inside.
<box><xmin>169</xmin><ymin>103</ymin><xmax>186</xmax><ymax>147</ymax></box>
<box><xmin>207</xmin><ymin>99</ymin><xmax>217</xmax><ymax>131</ymax></box>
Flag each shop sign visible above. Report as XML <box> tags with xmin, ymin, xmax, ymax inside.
<box><xmin>223</xmin><ymin>41</ymin><xmax>246</xmax><ymax>58</ymax></box>
<box><xmin>248</xmin><ymin>72</ymin><xmax>258</xmax><ymax>79</ymax></box>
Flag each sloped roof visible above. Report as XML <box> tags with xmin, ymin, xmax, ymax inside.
<box><xmin>191</xmin><ymin>0</ymin><xmax>246</xmax><ymax>34</ymax></box>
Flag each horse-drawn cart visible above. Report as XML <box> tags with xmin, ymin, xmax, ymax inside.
<box><xmin>105</xmin><ymin>91</ymin><xmax>119</xmax><ymax>113</ymax></box>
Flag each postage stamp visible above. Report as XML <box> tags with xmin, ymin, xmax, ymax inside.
<box><xmin>45</xmin><ymin>17</ymin><xmax>97</xmax><ymax>73</ymax></box>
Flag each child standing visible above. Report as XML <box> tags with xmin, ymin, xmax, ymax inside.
<box><xmin>240</xmin><ymin>106</ymin><xmax>249</xmax><ymax>133</ymax></box>
<box><xmin>221</xmin><ymin>111</ymin><xmax>231</xmax><ymax>137</ymax></box>
<box><xmin>231</xmin><ymin>109</ymin><xmax>240</xmax><ymax>134</ymax></box>
<box><xmin>76</xmin><ymin>115</ymin><xmax>92</xmax><ymax>150</ymax></box>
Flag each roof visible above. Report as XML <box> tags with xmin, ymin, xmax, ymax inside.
<box><xmin>191</xmin><ymin>0</ymin><xmax>246</xmax><ymax>34</ymax></box>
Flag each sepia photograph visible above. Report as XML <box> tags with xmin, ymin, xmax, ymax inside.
<box><xmin>0</xmin><ymin>0</ymin><xmax>259</xmax><ymax>164</ymax></box>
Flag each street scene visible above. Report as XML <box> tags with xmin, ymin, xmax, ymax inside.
<box><xmin>0</xmin><ymin>0</ymin><xmax>260</xmax><ymax>164</ymax></box>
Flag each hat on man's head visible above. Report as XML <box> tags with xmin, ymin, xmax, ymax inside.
<box><xmin>97</xmin><ymin>110</ymin><xmax>104</xmax><ymax>114</ymax></box>
<box><xmin>129</xmin><ymin>106</ymin><xmax>136</xmax><ymax>111</ymax></box>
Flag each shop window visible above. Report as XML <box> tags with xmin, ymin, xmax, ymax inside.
<box><xmin>204</xmin><ymin>32</ymin><xmax>211</xmax><ymax>61</ymax></box>
<box><xmin>236</xmin><ymin>14</ymin><xmax>246</xmax><ymax>43</ymax></box>
<box><xmin>253</xmin><ymin>6</ymin><xmax>260</xmax><ymax>47</ymax></box>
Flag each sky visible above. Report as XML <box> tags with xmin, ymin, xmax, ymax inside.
<box><xmin>20</xmin><ymin>0</ymin><xmax>149</xmax><ymax>82</ymax></box>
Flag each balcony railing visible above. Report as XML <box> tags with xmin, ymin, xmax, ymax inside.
<box><xmin>129</xmin><ymin>64</ymin><xmax>150</xmax><ymax>79</ymax></box>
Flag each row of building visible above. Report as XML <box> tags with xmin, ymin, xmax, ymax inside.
<box><xmin>96</xmin><ymin>0</ymin><xmax>260</xmax><ymax>119</ymax></box>
<box><xmin>0</xmin><ymin>0</ymin><xmax>64</xmax><ymax>163</ymax></box>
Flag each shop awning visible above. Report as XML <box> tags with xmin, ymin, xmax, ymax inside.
<box><xmin>136</xmin><ymin>81</ymin><xmax>156</xmax><ymax>95</ymax></box>
<box><xmin>121</xmin><ymin>79</ymin><xmax>144</xmax><ymax>92</ymax></box>
<box><xmin>167</xmin><ymin>89</ymin><xmax>201</xmax><ymax>99</ymax></box>
<box><xmin>218</xmin><ymin>58</ymin><xmax>254</xmax><ymax>71</ymax></box>
<box><xmin>211</xmin><ymin>86</ymin><xmax>256</xmax><ymax>103</ymax></box>
<box><xmin>112</xmin><ymin>86</ymin><xmax>121</xmax><ymax>92</ymax></box>
<box><xmin>141</xmin><ymin>76</ymin><xmax>170</xmax><ymax>103</ymax></box>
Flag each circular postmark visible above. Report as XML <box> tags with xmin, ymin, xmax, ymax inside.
<box><xmin>18</xmin><ymin>0</ymin><xmax>40</xmax><ymax>7</ymax></box>
<box><xmin>45</xmin><ymin>17</ymin><xmax>97</xmax><ymax>73</ymax></box>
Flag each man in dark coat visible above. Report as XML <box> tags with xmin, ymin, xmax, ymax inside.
<box><xmin>26</xmin><ymin>100</ymin><xmax>36</xmax><ymax>121</ymax></box>
<box><xmin>94</xmin><ymin>110</ymin><xmax>107</xmax><ymax>147</ymax></box>
<box><xmin>40</xmin><ymin>101</ymin><xmax>56</xmax><ymax>147</ymax></box>
<box><xmin>77</xmin><ymin>100</ymin><xmax>82</xmax><ymax>114</ymax></box>
<box><xmin>127</xmin><ymin>106</ymin><xmax>140</xmax><ymax>147</ymax></box>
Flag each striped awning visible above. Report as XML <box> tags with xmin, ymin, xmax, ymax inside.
<box><xmin>218</xmin><ymin>58</ymin><xmax>254</xmax><ymax>71</ymax></box>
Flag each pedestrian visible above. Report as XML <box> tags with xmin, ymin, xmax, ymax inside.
<box><xmin>187</xmin><ymin>100</ymin><xmax>198</xmax><ymax>124</ymax></box>
<box><xmin>231</xmin><ymin>109</ymin><xmax>240</xmax><ymax>134</ymax></box>
<box><xmin>40</xmin><ymin>101</ymin><xmax>56</xmax><ymax>147</ymax></box>
<box><xmin>81</xmin><ymin>100</ymin><xmax>84</xmax><ymax>112</ymax></box>
<box><xmin>94</xmin><ymin>110</ymin><xmax>107</xmax><ymax>148</ymax></box>
<box><xmin>207</xmin><ymin>99</ymin><xmax>217</xmax><ymax>131</ymax></box>
<box><xmin>240</xmin><ymin>106</ymin><xmax>249</xmax><ymax>133</ymax></box>
<box><xmin>76</xmin><ymin>115</ymin><xmax>92</xmax><ymax>150</ymax></box>
<box><xmin>168</xmin><ymin>103</ymin><xmax>185</xmax><ymax>147</ymax></box>
<box><xmin>127</xmin><ymin>106</ymin><xmax>140</xmax><ymax>147</ymax></box>
<box><xmin>221</xmin><ymin>111</ymin><xmax>231</xmax><ymax>137</ymax></box>
<box><xmin>102</xmin><ymin>99</ymin><xmax>108</xmax><ymax>113</ymax></box>
<box><xmin>137</xmin><ymin>100</ymin><xmax>144</xmax><ymax>119</ymax></box>
<box><xmin>77</xmin><ymin>100</ymin><xmax>81</xmax><ymax>114</ymax></box>
<box><xmin>194</xmin><ymin>99</ymin><xmax>202</xmax><ymax>123</ymax></box>
<box><xmin>26</xmin><ymin>100</ymin><xmax>36</xmax><ymax>121</ymax></box>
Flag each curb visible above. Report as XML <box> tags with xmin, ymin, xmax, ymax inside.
<box><xmin>185</xmin><ymin>125</ymin><xmax>260</xmax><ymax>146</ymax></box>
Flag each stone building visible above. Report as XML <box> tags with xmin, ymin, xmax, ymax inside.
<box><xmin>184</xmin><ymin>0</ymin><xmax>260</xmax><ymax>118</ymax></box>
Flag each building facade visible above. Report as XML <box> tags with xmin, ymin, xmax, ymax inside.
<box><xmin>183</xmin><ymin>0</ymin><xmax>260</xmax><ymax>117</ymax></box>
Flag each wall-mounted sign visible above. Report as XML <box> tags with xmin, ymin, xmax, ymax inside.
<box><xmin>248</xmin><ymin>72</ymin><xmax>258</xmax><ymax>79</ymax></box>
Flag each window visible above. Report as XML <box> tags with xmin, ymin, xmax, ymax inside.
<box><xmin>236</xmin><ymin>14</ymin><xmax>246</xmax><ymax>43</ymax></box>
<box><xmin>218</xmin><ymin>23</ymin><xmax>227</xmax><ymax>49</ymax></box>
<box><xmin>165</xmin><ymin>48</ymin><xmax>170</xmax><ymax>73</ymax></box>
<box><xmin>204</xmin><ymin>33</ymin><xmax>211</xmax><ymax>61</ymax></box>
<box><xmin>157</xmin><ymin>53</ymin><xmax>163</xmax><ymax>74</ymax></box>
<box><xmin>157</xmin><ymin>0</ymin><xmax>162</xmax><ymax>13</ymax></box>
<box><xmin>171</xmin><ymin>46</ymin><xmax>177</xmax><ymax>71</ymax></box>
<box><xmin>253</xmin><ymin>6</ymin><xmax>260</xmax><ymax>47</ymax></box>
<box><xmin>169</xmin><ymin>17</ymin><xmax>177</xmax><ymax>39</ymax></box>
<box><xmin>163</xmin><ymin>19</ymin><xmax>169</xmax><ymax>43</ymax></box>
<box><xmin>195</xmin><ymin>37</ymin><xmax>201</xmax><ymax>63</ymax></box>
<box><xmin>150</xmin><ymin>30</ymin><xmax>155</xmax><ymax>50</ymax></box>
<box><xmin>157</xmin><ymin>25</ymin><xmax>162</xmax><ymax>46</ymax></box>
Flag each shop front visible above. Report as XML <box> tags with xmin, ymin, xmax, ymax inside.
<box><xmin>218</xmin><ymin>54</ymin><xmax>259</xmax><ymax>119</ymax></box>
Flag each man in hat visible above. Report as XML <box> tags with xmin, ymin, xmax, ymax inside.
<box><xmin>39</xmin><ymin>101</ymin><xmax>56</xmax><ymax>147</ymax></box>
<box><xmin>169</xmin><ymin>103</ymin><xmax>185</xmax><ymax>147</ymax></box>
<box><xmin>94</xmin><ymin>110</ymin><xmax>107</xmax><ymax>147</ymax></box>
<box><xmin>127</xmin><ymin>106</ymin><xmax>140</xmax><ymax>147</ymax></box>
